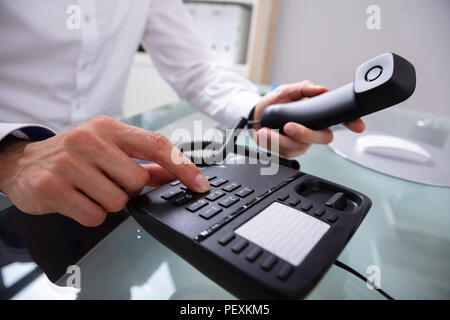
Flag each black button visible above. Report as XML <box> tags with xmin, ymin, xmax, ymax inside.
<box><xmin>327</xmin><ymin>213</ymin><xmax>339</xmax><ymax>223</ymax></box>
<box><xmin>326</xmin><ymin>192</ymin><xmax>346</xmax><ymax>210</ymax></box>
<box><xmin>277</xmin><ymin>194</ymin><xmax>289</xmax><ymax>201</ymax></box>
<box><xmin>300</xmin><ymin>201</ymin><xmax>313</xmax><ymax>211</ymax></box>
<box><xmin>218</xmin><ymin>233</ymin><xmax>235</xmax><ymax>246</ymax></box>
<box><xmin>236</xmin><ymin>187</ymin><xmax>254</xmax><ymax>198</ymax></box>
<box><xmin>219</xmin><ymin>196</ymin><xmax>240</xmax><ymax>208</ymax></box>
<box><xmin>246</xmin><ymin>247</ymin><xmax>263</xmax><ymax>262</ymax></box>
<box><xmin>186</xmin><ymin>200</ymin><xmax>208</xmax><ymax>212</ymax></box>
<box><xmin>211</xmin><ymin>178</ymin><xmax>229</xmax><ymax>187</ymax></box>
<box><xmin>365</xmin><ymin>66</ymin><xmax>383</xmax><ymax>82</ymax></box>
<box><xmin>205</xmin><ymin>190</ymin><xmax>226</xmax><ymax>202</ymax></box>
<box><xmin>180</xmin><ymin>185</ymin><xmax>188</xmax><ymax>191</ymax></box>
<box><xmin>261</xmin><ymin>255</ymin><xmax>278</xmax><ymax>271</ymax></box>
<box><xmin>200</xmin><ymin>206</ymin><xmax>222</xmax><ymax>220</ymax></box>
<box><xmin>232</xmin><ymin>239</ymin><xmax>249</xmax><ymax>253</ymax></box>
<box><xmin>313</xmin><ymin>207</ymin><xmax>326</xmax><ymax>217</ymax></box>
<box><xmin>289</xmin><ymin>198</ymin><xmax>301</xmax><ymax>206</ymax></box>
<box><xmin>277</xmin><ymin>264</ymin><xmax>294</xmax><ymax>281</ymax></box>
<box><xmin>222</xmin><ymin>183</ymin><xmax>241</xmax><ymax>193</ymax></box>
<box><xmin>161</xmin><ymin>190</ymin><xmax>184</xmax><ymax>200</ymax></box>
<box><xmin>173</xmin><ymin>193</ymin><xmax>197</xmax><ymax>205</ymax></box>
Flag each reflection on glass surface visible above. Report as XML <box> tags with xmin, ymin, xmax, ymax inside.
<box><xmin>2</xmin><ymin>262</ymin><xmax>36</xmax><ymax>288</ymax></box>
<box><xmin>1</xmin><ymin>102</ymin><xmax>449</xmax><ymax>300</ymax></box>
<box><xmin>130</xmin><ymin>262</ymin><xmax>176</xmax><ymax>300</ymax></box>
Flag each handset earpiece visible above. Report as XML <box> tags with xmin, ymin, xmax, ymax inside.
<box><xmin>260</xmin><ymin>53</ymin><xmax>416</xmax><ymax>132</ymax></box>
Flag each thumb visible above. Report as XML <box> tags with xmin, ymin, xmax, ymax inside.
<box><xmin>300</xmin><ymin>85</ymin><xmax>328</xmax><ymax>98</ymax></box>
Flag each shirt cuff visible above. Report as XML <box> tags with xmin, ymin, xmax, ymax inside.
<box><xmin>0</xmin><ymin>123</ymin><xmax>56</xmax><ymax>142</ymax></box>
<box><xmin>224</xmin><ymin>91</ymin><xmax>262</xmax><ymax>126</ymax></box>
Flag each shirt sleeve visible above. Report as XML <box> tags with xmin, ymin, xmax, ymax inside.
<box><xmin>0</xmin><ymin>123</ymin><xmax>56</xmax><ymax>142</ymax></box>
<box><xmin>141</xmin><ymin>0</ymin><xmax>262</xmax><ymax>126</ymax></box>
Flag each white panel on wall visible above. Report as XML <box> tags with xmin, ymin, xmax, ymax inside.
<box><xmin>185</xmin><ymin>1</ymin><xmax>252</xmax><ymax>66</ymax></box>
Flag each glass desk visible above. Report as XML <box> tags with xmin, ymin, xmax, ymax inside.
<box><xmin>1</xmin><ymin>101</ymin><xmax>449</xmax><ymax>300</ymax></box>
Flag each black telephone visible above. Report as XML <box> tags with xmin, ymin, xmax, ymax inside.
<box><xmin>127</xmin><ymin>53</ymin><xmax>415</xmax><ymax>299</ymax></box>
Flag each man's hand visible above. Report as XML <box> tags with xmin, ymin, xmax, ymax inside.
<box><xmin>0</xmin><ymin>116</ymin><xmax>210</xmax><ymax>227</ymax></box>
<box><xmin>253</xmin><ymin>80</ymin><xmax>366</xmax><ymax>158</ymax></box>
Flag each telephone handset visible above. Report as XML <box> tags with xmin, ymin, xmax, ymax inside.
<box><xmin>260</xmin><ymin>52</ymin><xmax>416</xmax><ymax>132</ymax></box>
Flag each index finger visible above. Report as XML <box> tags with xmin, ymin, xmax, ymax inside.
<box><xmin>284</xmin><ymin>122</ymin><xmax>334</xmax><ymax>145</ymax></box>
<box><xmin>114</xmin><ymin>125</ymin><xmax>210</xmax><ymax>193</ymax></box>
<box><xmin>344</xmin><ymin>118</ymin><xmax>366</xmax><ymax>133</ymax></box>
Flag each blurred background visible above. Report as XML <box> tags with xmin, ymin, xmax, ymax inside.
<box><xmin>123</xmin><ymin>0</ymin><xmax>450</xmax><ymax>119</ymax></box>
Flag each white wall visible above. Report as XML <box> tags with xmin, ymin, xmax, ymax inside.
<box><xmin>270</xmin><ymin>0</ymin><xmax>450</xmax><ymax>118</ymax></box>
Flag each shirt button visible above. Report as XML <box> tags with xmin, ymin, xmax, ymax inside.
<box><xmin>79</xmin><ymin>63</ymin><xmax>89</xmax><ymax>71</ymax></box>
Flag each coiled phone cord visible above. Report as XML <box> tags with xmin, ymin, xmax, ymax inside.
<box><xmin>175</xmin><ymin>117</ymin><xmax>300</xmax><ymax>170</ymax></box>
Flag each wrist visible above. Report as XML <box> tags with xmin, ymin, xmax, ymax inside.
<box><xmin>0</xmin><ymin>136</ymin><xmax>32</xmax><ymax>192</ymax></box>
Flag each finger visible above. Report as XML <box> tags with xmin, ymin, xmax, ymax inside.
<box><xmin>278</xmin><ymin>147</ymin><xmax>309</xmax><ymax>159</ymax></box>
<box><xmin>297</xmin><ymin>84</ymin><xmax>329</xmax><ymax>99</ymax></box>
<box><xmin>277</xmin><ymin>81</ymin><xmax>328</xmax><ymax>101</ymax></box>
<box><xmin>253</xmin><ymin>82</ymin><xmax>328</xmax><ymax>126</ymax></box>
<box><xmin>257</xmin><ymin>128</ymin><xmax>311</xmax><ymax>156</ymax></box>
<box><xmin>61</xmin><ymin>162</ymin><xmax>130</xmax><ymax>213</ymax></box>
<box><xmin>52</xmin><ymin>186</ymin><xmax>107</xmax><ymax>227</ymax></box>
<box><xmin>141</xmin><ymin>163</ymin><xmax>177</xmax><ymax>187</ymax></box>
<box><xmin>114</xmin><ymin>125</ymin><xmax>209</xmax><ymax>193</ymax></box>
<box><xmin>344</xmin><ymin>118</ymin><xmax>366</xmax><ymax>133</ymax></box>
<box><xmin>284</xmin><ymin>122</ymin><xmax>334</xmax><ymax>145</ymax></box>
<box><xmin>91</xmin><ymin>145</ymin><xmax>150</xmax><ymax>195</ymax></box>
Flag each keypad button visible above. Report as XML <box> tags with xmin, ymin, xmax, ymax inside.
<box><xmin>161</xmin><ymin>190</ymin><xmax>184</xmax><ymax>200</ymax></box>
<box><xmin>205</xmin><ymin>175</ymin><xmax>217</xmax><ymax>181</ymax></box>
<box><xmin>200</xmin><ymin>206</ymin><xmax>223</xmax><ymax>220</ymax></box>
<box><xmin>218</xmin><ymin>232</ymin><xmax>235</xmax><ymax>246</ymax></box>
<box><xmin>205</xmin><ymin>190</ymin><xmax>226</xmax><ymax>202</ymax></box>
<box><xmin>232</xmin><ymin>239</ymin><xmax>249</xmax><ymax>253</ymax></box>
<box><xmin>289</xmin><ymin>198</ymin><xmax>301</xmax><ymax>206</ymax></box>
<box><xmin>173</xmin><ymin>193</ymin><xmax>196</xmax><ymax>206</ymax></box>
<box><xmin>277</xmin><ymin>194</ymin><xmax>289</xmax><ymax>201</ymax></box>
<box><xmin>170</xmin><ymin>180</ymin><xmax>181</xmax><ymax>186</ymax></box>
<box><xmin>313</xmin><ymin>207</ymin><xmax>326</xmax><ymax>217</ymax></box>
<box><xmin>246</xmin><ymin>247</ymin><xmax>263</xmax><ymax>262</ymax></box>
<box><xmin>326</xmin><ymin>213</ymin><xmax>339</xmax><ymax>223</ymax></box>
<box><xmin>222</xmin><ymin>183</ymin><xmax>241</xmax><ymax>193</ymax></box>
<box><xmin>261</xmin><ymin>255</ymin><xmax>278</xmax><ymax>271</ymax></box>
<box><xmin>236</xmin><ymin>187</ymin><xmax>255</xmax><ymax>198</ymax></box>
<box><xmin>326</xmin><ymin>192</ymin><xmax>347</xmax><ymax>210</ymax></box>
<box><xmin>300</xmin><ymin>201</ymin><xmax>313</xmax><ymax>211</ymax></box>
<box><xmin>219</xmin><ymin>196</ymin><xmax>240</xmax><ymax>208</ymax></box>
<box><xmin>277</xmin><ymin>264</ymin><xmax>294</xmax><ymax>281</ymax></box>
<box><xmin>210</xmin><ymin>178</ymin><xmax>229</xmax><ymax>187</ymax></box>
<box><xmin>186</xmin><ymin>200</ymin><xmax>208</xmax><ymax>213</ymax></box>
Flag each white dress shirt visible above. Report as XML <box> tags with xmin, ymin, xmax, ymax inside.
<box><xmin>0</xmin><ymin>0</ymin><xmax>261</xmax><ymax>141</ymax></box>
